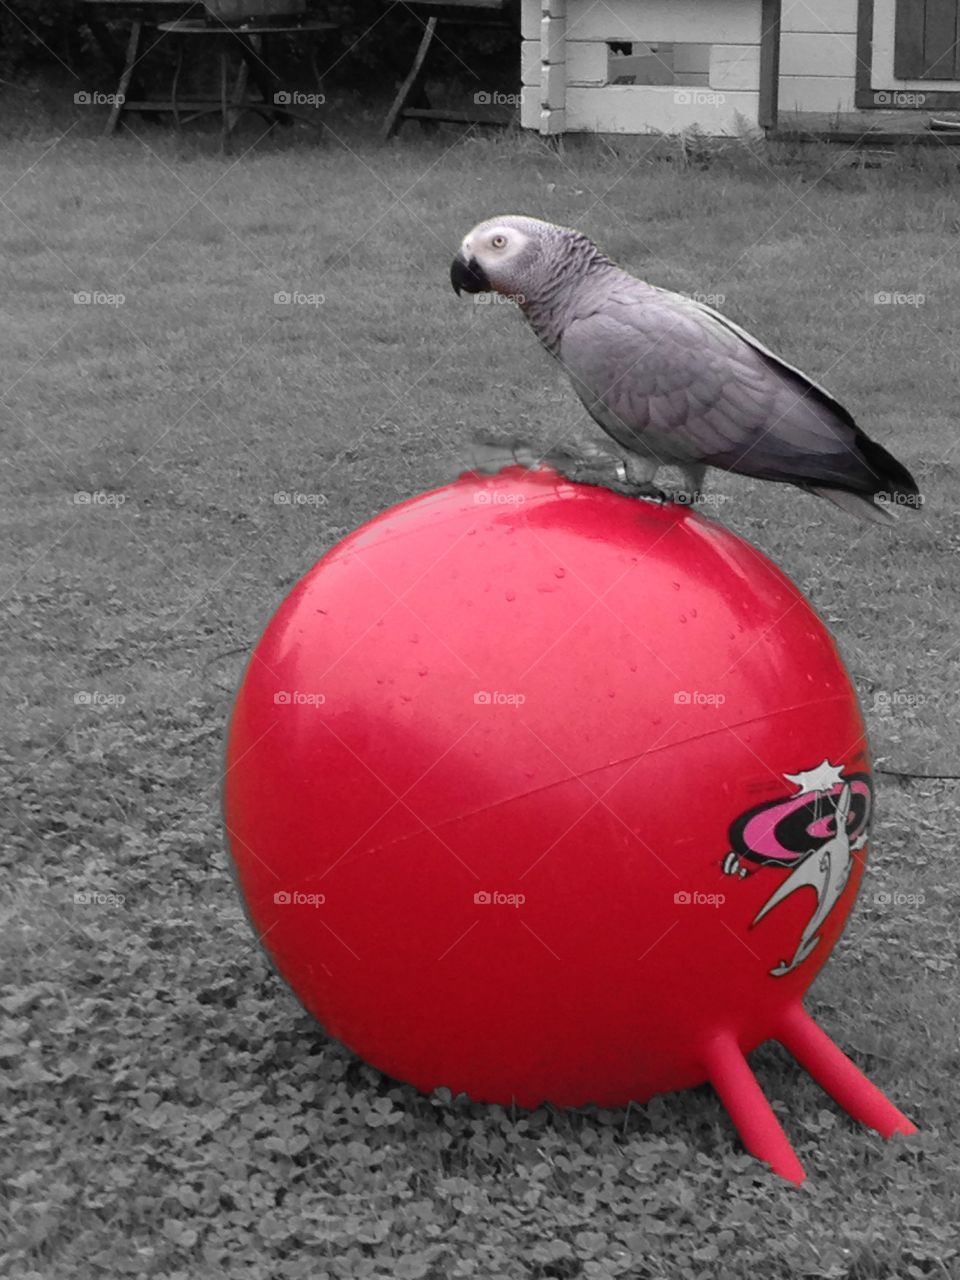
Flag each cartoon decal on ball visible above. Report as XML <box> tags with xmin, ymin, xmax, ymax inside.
<box><xmin>722</xmin><ymin>760</ymin><xmax>873</xmax><ymax>977</ymax></box>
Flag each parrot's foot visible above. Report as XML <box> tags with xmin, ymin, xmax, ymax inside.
<box><xmin>618</xmin><ymin>480</ymin><xmax>670</xmax><ymax>503</ymax></box>
<box><xmin>539</xmin><ymin>447</ymin><xmax>669</xmax><ymax>499</ymax></box>
<box><xmin>553</xmin><ymin>462</ymin><xmax>668</xmax><ymax>503</ymax></box>
<box><xmin>465</xmin><ymin>437</ymin><xmax>671</xmax><ymax>503</ymax></box>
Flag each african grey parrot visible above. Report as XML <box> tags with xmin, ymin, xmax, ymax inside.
<box><xmin>450</xmin><ymin>215</ymin><xmax>919</xmax><ymax>522</ymax></box>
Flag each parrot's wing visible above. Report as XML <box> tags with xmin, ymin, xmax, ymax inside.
<box><xmin>558</xmin><ymin>282</ymin><xmax>917</xmax><ymax>505</ymax></box>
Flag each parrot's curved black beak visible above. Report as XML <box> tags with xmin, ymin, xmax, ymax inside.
<box><xmin>450</xmin><ymin>252</ymin><xmax>491</xmax><ymax>296</ymax></box>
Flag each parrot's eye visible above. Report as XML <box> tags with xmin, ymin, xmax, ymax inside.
<box><xmin>491</xmin><ymin>234</ymin><xmax>508</xmax><ymax>249</ymax></box>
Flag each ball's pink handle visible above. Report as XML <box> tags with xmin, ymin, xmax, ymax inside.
<box><xmin>704</xmin><ymin>1032</ymin><xmax>806</xmax><ymax>1184</ymax></box>
<box><xmin>776</xmin><ymin>1004</ymin><xmax>917</xmax><ymax>1139</ymax></box>
<box><xmin>703</xmin><ymin>1005</ymin><xmax>917</xmax><ymax>1185</ymax></box>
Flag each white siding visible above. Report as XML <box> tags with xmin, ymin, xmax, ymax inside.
<box><xmin>779</xmin><ymin>76</ymin><xmax>855</xmax><ymax>114</ymax></box>
<box><xmin>522</xmin><ymin>40</ymin><xmax>613</xmax><ymax>86</ymax></box>
<box><xmin>566</xmin><ymin>0</ymin><xmax>760</xmax><ymax>43</ymax></box>
<box><xmin>523</xmin><ymin>40</ymin><xmax>757</xmax><ymax>90</ymax></box>
<box><xmin>520</xmin><ymin>0</ymin><xmax>762</xmax><ymax>134</ymax></box>
<box><xmin>780</xmin><ymin>31</ymin><xmax>856</xmax><ymax>79</ymax></box>
<box><xmin>710</xmin><ymin>43</ymin><xmax>761</xmax><ymax>92</ymax></box>
<box><xmin>521</xmin><ymin>0</ymin><xmax>760</xmax><ymax>42</ymax></box>
<box><xmin>777</xmin><ymin>2</ymin><xmax>856</xmax><ymax>113</ymax></box>
<box><xmin>564</xmin><ymin>85</ymin><xmax>759</xmax><ymax>133</ymax></box>
<box><xmin>780</xmin><ymin>0</ymin><xmax>858</xmax><ymax>35</ymax></box>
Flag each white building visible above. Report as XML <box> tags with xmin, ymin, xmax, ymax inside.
<box><xmin>520</xmin><ymin>0</ymin><xmax>960</xmax><ymax>136</ymax></box>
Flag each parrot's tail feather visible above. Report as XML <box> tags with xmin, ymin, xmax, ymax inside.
<box><xmin>855</xmin><ymin>432</ymin><xmax>920</xmax><ymax>502</ymax></box>
<box><xmin>811</xmin><ymin>487</ymin><xmax>897</xmax><ymax>525</ymax></box>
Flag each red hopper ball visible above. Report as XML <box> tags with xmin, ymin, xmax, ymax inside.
<box><xmin>224</xmin><ymin>466</ymin><xmax>915</xmax><ymax>1182</ymax></box>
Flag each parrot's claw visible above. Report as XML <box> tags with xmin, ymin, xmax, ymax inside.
<box><xmin>541</xmin><ymin>449</ymin><xmax>667</xmax><ymax>501</ymax></box>
<box><xmin>557</xmin><ymin>468</ymin><xmax>666</xmax><ymax>502</ymax></box>
<box><xmin>466</xmin><ymin>438</ymin><xmax>676</xmax><ymax>507</ymax></box>
<box><xmin>622</xmin><ymin>481</ymin><xmax>670</xmax><ymax>503</ymax></box>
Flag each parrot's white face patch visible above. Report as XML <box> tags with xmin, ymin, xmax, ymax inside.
<box><xmin>462</xmin><ymin>223</ymin><xmax>532</xmax><ymax>279</ymax></box>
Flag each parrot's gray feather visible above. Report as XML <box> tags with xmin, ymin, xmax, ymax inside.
<box><xmin>558</xmin><ymin>283</ymin><xmax>896</xmax><ymax>496</ymax></box>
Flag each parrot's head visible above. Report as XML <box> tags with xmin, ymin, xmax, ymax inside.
<box><xmin>450</xmin><ymin>215</ymin><xmax>560</xmax><ymax>304</ymax></box>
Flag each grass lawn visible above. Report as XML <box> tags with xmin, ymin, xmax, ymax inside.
<box><xmin>2</xmin><ymin>97</ymin><xmax>959</xmax><ymax>1278</ymax></box>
